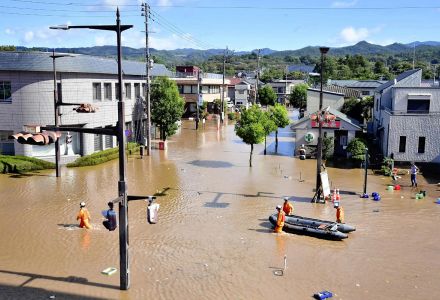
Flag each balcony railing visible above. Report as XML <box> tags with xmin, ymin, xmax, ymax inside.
<box><xmin>382</xmin><ymin>106</ymin><xmax>440</xmax><ymax>115</ymax></box>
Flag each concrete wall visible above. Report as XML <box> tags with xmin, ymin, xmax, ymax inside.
<box><xmin>392</xmin><ymin>87</ymin><xmax>440</xmax><ymax>112</ymax></box>
<box><xmin>306</xmin><ymin>90</ymin><xmax>344</xmax><ymax>114</ymax></box>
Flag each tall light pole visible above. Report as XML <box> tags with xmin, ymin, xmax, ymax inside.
<box><xmin>313</xmin><ymin>46</ymin><xmax>330</xmax><ymax>203</ymax></box>
<box><xmin>50</xmin><ymin>51</ymin><xmax>72</xmax><ymax>177</ymax></box>
<box><xmin>363</xmin><ymin>147</ymin><xmax>369</xmax><ymax>195</ymax></box>
<box><xmin>51</xmin><ymin>9</ymin><xmax>133</xmax><ymax>290</ymax></box>
<box><xmin>142</xmin><ymin>2</ymin><xmax>152</xmax><ymax>156</ymax></box>
<box><xmin>221</xmin><ymin>47</ymin><xmax>227</xmax><ymax>124</ymax></box>
<box><xmin>196</xmin><ymin>70</ymin><xmax>202</xmax><ymax>130</ymax></box>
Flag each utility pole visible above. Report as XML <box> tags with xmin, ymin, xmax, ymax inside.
<box><xmin>221</xmin><ymin>46</ymin><xmax>227</xmax><ymax>124</ymax></box>
<box><xmin>196</xmin><ymin>70</ymin><xmax>202</xmax><ymax>130</ymax></box>
<box><xmin>142</xmin><ymin>2</ymin><xmax>152</xmax><ymax>156</ymax></box>
<box><xmin>412</xmin><ymin>42</ymin><xmax>416</xmax><ymax>69</ymax></box>
<box><xmin>255</xmin><ymin>49</ymin><xmax>261</xmax><ymax>104</ymax></box>
<box><xmin>285</xmin><ymin>65</ymin><xmax>288</xmax><ymax>105</ymax></box>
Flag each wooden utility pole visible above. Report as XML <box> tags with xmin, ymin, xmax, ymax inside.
<box><xmin>142</xmin><ymin>2</ymin><xmax>152</xmax><ymax>155</ymax></box>
<box><xmin>255</xmin><ymin>49</ymin><xmax>261</xmax><ymax>104</ymax></box>
<box><xmin>221</xmin><ymin>46</ymin><xmax>227</xmax><ymax>123</ymax></box>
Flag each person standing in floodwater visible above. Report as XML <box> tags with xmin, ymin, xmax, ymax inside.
<box><xmin>77</xmin><ymin>202</ymin><xmax>92</xmax><ymax>229</ymax></box>
<box><xmin>102</xmin><ymin>202</ymin><xmax>117</xmax><ymax>231</ymax></box>
<box><xmin>410</xmin><ymin>162</ymin><xmax>419</xmax><ymax>188</ymax></box>
<box><xmin>274</xmin><ymin>205</ymin><xmax>285</xmax><ymax>233</ymax></box>
<box><xmin>282</xmin><ymin>197</ymin><xmax>294</xmax><ymax>216</ymax></box>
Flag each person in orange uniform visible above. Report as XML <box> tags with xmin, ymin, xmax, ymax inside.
<box><xmin>335</xmin><ymin>202</ymin><xmax>344</xmax><ymax>224</ymax></box>
<box><xmin>274</xmin><ymin>205</ymin><xmax>285</xmax><ymax>233</ymax></box>
<box><xmin>77</xmin><ymin>202</ymin><xmax>92</xmax><ymax>229</ymax></box>
<box><xmin>282</xmin><ymin>197</ymin><xmax>294</xmax><ymax>216</ymax></box>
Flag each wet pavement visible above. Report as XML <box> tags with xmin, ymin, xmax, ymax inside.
<box><xmin>0</xmin><ymin>112</ymin><xmax>439</xmax><ymax>300</ymax></box>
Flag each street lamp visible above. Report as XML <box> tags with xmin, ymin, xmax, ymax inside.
<box><xmin>196</xmin><ymin>70</ymin><xmax>203</xmax><ymax>130</ymax></box>
<box><xmin>50</xmin><ymin>50</ymin><xmax>73</xmax><ymax>178</ymax></box>
<box><xmin>363</xmin><ymin>147</ymin><xmax>369</xmax><ymax>195</ymax></box>
<box><xmin>314</xmin><ymin>46</ymin><xmax>330</xmax><ymax>203</ymax></box>
<box><xmin>51</xmin><ymin>9</ymin><xmax>133</xmax><ymax>290</ymax></box>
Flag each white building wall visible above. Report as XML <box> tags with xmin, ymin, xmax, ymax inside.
<box><xmin>0</xmin><ymin>70</ymin><xmax>146</xmax><ymax>157</ymax></box>
<box><xmin>306</xmin><ymin>90</ymin><xmax>344</xmax><ymax>114</ymax></box>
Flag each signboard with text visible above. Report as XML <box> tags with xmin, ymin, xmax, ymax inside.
<box><xmin>311</xmin><ymin>120</ymin><xmax>341</xmax><ymax>129</ymax></box>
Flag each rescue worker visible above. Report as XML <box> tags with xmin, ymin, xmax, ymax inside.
<box><xmin>77</xmin><ymin>202</ymin><xmax>92</xmax><ymax>229</ymax></box>
<box><xmin>274</xmin><ymin>205</ymin><xmax>285</xmax><ymax>233</ymax></box>
<box><xmin>102</xmin><ymin>202</ymin><xmax>117</xmax><ymax>231</ymax></box>
<box><xmin>335</xmin><ymin>202</ymin><xmax>344</xmax><ymax>224</ymax></box>
<box><xmin>282</xmin><ymin>197</ymin><xmax>294</xmax><ymax>216</ymax></box>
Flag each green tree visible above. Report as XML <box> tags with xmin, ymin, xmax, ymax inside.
<box><xmin>258</xmin><ymin>85</ymin><xmax>277</xmax><ymax>106</ymax></box>
<box><xmin>289</xmin><ymin>83</ymin><xmax>308</xmax><ymax>110</ymax></box>
<box><xmin>235</xmin><ymin>106</ymin><xmax>266</xmax><ymax>167</ymax></box>
<box><xmin>261</xmin><ymin>111</ymin><xmax>277</xmax><ymax>155</ymax></box>
<box><xmin>150</xmin><ymin>77</ymin><xmax>185</xmax><ymax>141</ymax></box>
<box><xmin>269</xmin><ymin>103</ymin><xmax>290</xmax><ymax>152</ymax></box>
<box><xmin>346</xmin><ymin>138</ymin><xmax>367</xmax><ymax>162</ymax></box>
<box><xmin>322</xmin><ymin>135</ymin><xmax>334</xmax><ymax>160</ymax></box>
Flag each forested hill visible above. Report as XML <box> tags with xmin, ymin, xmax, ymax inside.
<box><xmin>3</xmin><ymin>40</ymin><xmax>440</xmax><ymax>80</ymax></box>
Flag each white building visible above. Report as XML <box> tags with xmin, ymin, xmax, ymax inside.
<box><xmin>306</xmin><ymin>88</ymin><xmax>345</xmax><ymax>114</ymax></box>
<box><xmin>234</xmin><ymin>80</ymin><xmax>252</xmax><ymax>107</ymax></box>
<box><xmin>373</xmin><ymin>69</ymin><xmax>440</xmax><ymax>163</ymax></box>
<box><xmin>266</xmin><ymin>80</ymin><xmax>305</xmax><ymax>104</ymax></box>
<box><xmin>291</xmin><ymin>108</ymin><xmax>362</xmax><ymax>157</ymax></box>
<box><xmin>0</xmin><ymin>51</ymin><xmax>171</xmax><ymax>161</ymax></box>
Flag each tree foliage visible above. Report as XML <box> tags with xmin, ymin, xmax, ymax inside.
<box><xmin>341</xmin><ymin>96</ymin><xmax>374</xmax><ymax>122</ymax></box>
<box><xmin>346</xmin><ymin>138</ymin><xmax>367</xmax><ymax>161</ymax></box>
<box><xmin>289</xmin><ymin>83</ymin><xmax>308</xmax><ymax>109</ymax></box>
<box><xmin>258</xmin><ymin>85</ymin><xmax>277</xmax><ymax>106</ymax></box>
<box><xmin>150</xmin><ymin>76</ymin><xmax>185</xmax><ymax>140</ymax></box>
<box><xmin>269</xmin><ymin>103</ymin><xmax>290</xmax><ymax>151</ymax></box>
<box><xmin>235</xmin><ymin>105</ymin><xmax>266</xmax><ymax>166</ymax></box>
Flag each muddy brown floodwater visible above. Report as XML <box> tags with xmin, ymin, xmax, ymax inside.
<box><xmin>0</xmin><ymin>115</ymin><xmax>439</xmax><ymax>300</ymax></box>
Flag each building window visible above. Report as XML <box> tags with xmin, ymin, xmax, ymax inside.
<box><xmin>125</xmin><ymin>83</ymin><xmax>131</xmax><ymax>99</ymax></box>
<box><xmin>105</xmin><ymin>135</ymin><xmax>113</xmax><ymax>149</ymax></box>
<box><xmin>418</xmin><ymin>137</ymin><xmax>425</xmax><ymax>153</ymax></box>
<box><xmin>57</xmin><ymin>82</ymin><xmax>62</xmax><ymax>102</ymax></box>
<box><xmin>92</xmin><ymin>83</ymin><xmax>101</xmax><ymax>101</ymax></box>
<box><xmin>209</xmin><ymin>85</ymin><xmax>220</xmax><ymax>94</ymax></box>
<box><xmin>115</xmin><ymin>83</ymin><xmax>120</xmax><ymax>100</ymax></box>
<box><xmin>134</xmin><ymin>83</ymin><xmax>140</xmax><ymax>99</ymax></box>
<box><xmin>142</xmin><ymin>83</ymin><xmax>146</xmax><ymax>97</ymax></box>
<box><xmin>0</xmin><ymin>81</ymin><xmax>11</xmax><ymax>103</ymax></box>
<box><xmin>183</xmin><ymin>85</ymin><xmax>191</xmax><ymax>94</ymax></box>
<box><xmin>362</xmin><ymin>91</ymin><xmax>370</xmax><ymax>95</ymax></box>
<box><xmin>399</xmin><ymin>136</ymin><xmax>406</xmax><ymax>153</ymax></box>
<box><xmin>407</xmin><ymin>99</ymin><xmax>430</xmax><ymax>114</ymax></box>
<box><xmin>177</xmin><ymin>85</ymin><xmax>184</xmax><ymax>94</ymax></box>
<box><xmin>202</xmin><ymin>86</ymin><xmax>209</xmax><ymax>94</ymax></box>
<box><xmin>94</xmin><ymin>133</ymin><xmax>102</xmax><ymax>151</ymax></box>
<box><xmin>104</xmin><ymin>83</ymin><xmax>112</xmax><ymax>100</ymax></box>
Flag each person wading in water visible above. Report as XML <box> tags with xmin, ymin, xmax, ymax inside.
<box><xmin>102</xmin><ymin>202</ymin><xmax>117</xmax><ymax>231</ymax></box>
<box><xmin>274</xmin><ymin>205</ymin><xmax>285</xmax><ymax>233</ymax></box>
<box><xmin>77</xmin><ymin>202</ymin><xmax>92</xmax><ymax>229</ymax></box>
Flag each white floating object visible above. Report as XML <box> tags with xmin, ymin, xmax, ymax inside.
<box><xmin>101</xmin><ymin>267</ymin><xmax>117</xmax><ymax>276</ymax></box>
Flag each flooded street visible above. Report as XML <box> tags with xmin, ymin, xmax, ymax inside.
<box><xmin>1</xmin><ymin>115</ymin><xmax>439</xmax><ymax>300</ymax></box>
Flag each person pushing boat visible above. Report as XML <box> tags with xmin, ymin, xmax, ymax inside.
<box><xmin>282</xmin><ymin>197</ymin><xmax>294</xmax><ymax>216</ymax></box>
<box><xmin>335</xmin><ymin>202</ymin><xmax>344</xmax><ymax>224</ymax></box>
<box><xmin>274</xmin><ymin>205</ymin><xmax>285</xmax><ymax>233</ymax></box>
<box><xmin>77</xmin><ymin>202</ymin><xmax>92</xmax><ymax>229</ymax></box>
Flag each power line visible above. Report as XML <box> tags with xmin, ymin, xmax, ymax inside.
<box><xmin>5</xmin><ymin>0</ymin><xmax>440</xmax><ymax>10</ymax></box>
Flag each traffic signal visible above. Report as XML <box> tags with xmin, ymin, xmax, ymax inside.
<box><xmin>9</xmin><ymin>131</ymin><xmax>61</xmax><ymax>145</ymax></box>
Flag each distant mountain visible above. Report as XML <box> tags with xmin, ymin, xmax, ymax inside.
<box><xmin>11</xmin><ymin>40</ymin><xmax>440</xmax><ymax>66</ymax></box>
<box><xmin>406</xmin><ymin>41</ymin><xmax>440</xmax><ymax>47</ymax></box>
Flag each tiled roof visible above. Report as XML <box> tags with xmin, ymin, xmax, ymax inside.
<box><xmin>375</xmin><ymin>69</ymin><xmax>421</xmax><ymax>92</ymax></box>
<box><xmin>330</xmin><ymin>80</ymin><xmax>386</xmax><ymax>88</ymax></box>
<box><xmin>323</xmin><ymin>85</ymin><xmax>361</xmax><ymax>98</ymax></box>
<box><xmin>0</xmin><ymin>51</ymin><xmax>172</xmax><ymax>77</ymax></box>
<box><xmin>287</xmin><ymin>64</ymin><xmax>315</xmax><ymax>73</ymax></box>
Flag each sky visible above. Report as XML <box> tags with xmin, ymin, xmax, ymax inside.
<box><xmin>0</xmin><ymin>0</ymin><xmax>440</xmax><ymax>51</ymax></box>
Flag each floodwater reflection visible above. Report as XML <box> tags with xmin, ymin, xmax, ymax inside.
<box><xmin>1</xmin><ymin>116</ymin><xmax>440</xmax><ymax>299</ymax></box>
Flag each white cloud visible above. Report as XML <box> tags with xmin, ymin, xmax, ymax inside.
<box><xmin>5</xmin><ymin>28</ymin><xmax>15</xmax><ymax>35</ymax></box>
<box><xmin>24</xmin><ymin>31</ymin><xmax>34</xmax><ymax>42</ymax></box>
<box><xmin>158</xmin><ymin>0</ymin><xmax>172</xmax><ymax>5</ymax></box>
<box><xmin>340</xmin><ymin>27</ymin><xmax>370</xmax><ymax>43</ymax></box>
<box><xmin>102</xmin><ymin>0</ymin><xmax>130</xmax><ymax>7</ymax></box>
<box><xmin>331</xmin><ymin>0</ymin><xmax>357</xmax><ymax>8</ymax></box>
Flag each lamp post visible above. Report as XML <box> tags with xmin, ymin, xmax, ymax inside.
<box><xmin>314</xmin><ymin>46</ymin><xmax>330</xmax><ymax>203</ymax></box>
<box><xmin>363</xmin><ymin>147</ymin><xmax>369</xmax><ymax>195</ymax></box>
<box><xmin>51</xmin><ymin>9</ymin><xmax>133</xmax><ymax>290</ymax></box>
<box><xmin>50</xmin><ymin>50</ymin><xmax>72</xmax><ymax>177</ymax></box>
<box><xmin>196</xmin><ymin>70</ymin><xmax>202</xmax><ymax>130</ymax></box>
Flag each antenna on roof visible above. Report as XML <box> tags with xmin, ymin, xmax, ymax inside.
<box><xmin>412</xmin><ymin>42</ymin><xmax>416</xmax><ymax>69</ymax></box>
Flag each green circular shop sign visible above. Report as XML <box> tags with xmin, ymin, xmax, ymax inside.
<box><xmin>304</xmin><ymin>132</ymin><xmax>315</xmax><ymax>143</ymax></box>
